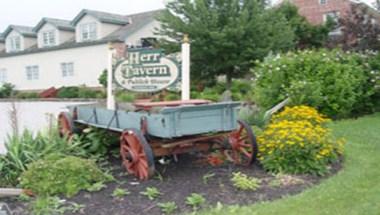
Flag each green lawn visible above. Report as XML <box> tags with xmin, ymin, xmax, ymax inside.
<box><xmin>201</xmin><ymin>113</ymin><xmax>380</xmax><ymax>215</ymax></box>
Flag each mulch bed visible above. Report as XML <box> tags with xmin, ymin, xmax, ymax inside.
<box><xmin>3</xmin><ymin>154</ymin><xmax>341</xmax><ymax>215</ymax></box>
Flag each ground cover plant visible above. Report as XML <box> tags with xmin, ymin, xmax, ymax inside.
<box><xmin>20</xmin><ymin>154</ymin><xmax>112</xmax><ymax>197</ymax></box>
<box><xmin>258</xmin><ymin>106</ymin><xmax>345</xmax><ymax>175</ymax></box>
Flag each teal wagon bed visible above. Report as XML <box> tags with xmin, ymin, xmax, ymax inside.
<box><xmin>58</xmin><ymin>100</ymin><xmax>258</xmax><ymax>180</ymax></box>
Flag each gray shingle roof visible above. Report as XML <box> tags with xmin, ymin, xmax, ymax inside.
<box><xmin>3</xmin><ymin>25</ymin><xmax>37</xmax><ymax>38</ymax></box>
<box><xmin>34</xmin><ymin>18</ymin><xmax>75</xmax><ymax>32</ymax></box>
<box><xmin>105</xmin><ymin>9</ymin><xmax>163</xmax><ymax>41</ymax></box>
<box><xmin>72</xmin><ymin>9</ymin><xmax>131</xmax><ymax>26</ymax></box>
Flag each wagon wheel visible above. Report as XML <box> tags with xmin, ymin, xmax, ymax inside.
<box><xmin>120</xmin><ymin>129</ymin><xmax>155</xmax><ymax>180</ymax></box>
<box><xmin>58</xmin><ymin>112</ymin><xmax>75</xmax><ymax>138</ymax></box>
<box><xmin>226</xmin><ymin>120</ymin><xmax>258</xmax><ymax>166</ymax></box>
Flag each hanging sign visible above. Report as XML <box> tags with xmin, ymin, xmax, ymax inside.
<box><xmin>114</xmin><ymin>48</ymin><xmax>181</xmax><ymax>92</ymax></box>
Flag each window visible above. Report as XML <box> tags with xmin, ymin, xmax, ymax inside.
<box><xmin>324</xmin><ymin>11</ymin><xmax>340</xmax><ymax>24</ymax></box>
<box><xmin>42</xmin><ymin>30</ymin><xmax>56</xmax><ymax>47</ymax></box>
<box><xmin>61</xmin><ymin>62</ymin><xmax>74</xmax><ymax>77</ymax></box>
<box><xmin>0</xmin><ymin>68</ymin><xmax>7</xmax><ymax>83</ymax></box>
<box><xmin>26</xmin><ymin>66</ymin><xmax>39</xmax><ymax>80</ymax></box>
<box><xmin>320</xmin><ymin>0</ymin><xmax>327</xmax><ymax>4</ymax></box>
<box><xmin>9</xmin><ymin>36</ymin><xmax>21</xmax><ymax>52</ymax></box>
<box><xmin>80</xmin><ymin>23</ymin><xmax>97</xmax><ymax>41</ymax></box>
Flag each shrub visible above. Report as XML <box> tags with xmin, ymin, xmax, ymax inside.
<box><xmin>20</xmin><ymin>154</ymin><xmax>111</xmax><ymax>197</ymax></box>
<box><xmin>116</xmin><ymin>92</ymin><xmax>136</xmax><ymax>102</ymax></box>
<box><xmin>77</xmin><ymin>87</ymin><xmax>100</xmax><ymax>98</ymax></box>
<box><xmin>0</xmin><ymin>130</ymin><xmax>89</xmax><ymax>186</ymax></box>
<box><xmin>258</xmin><ymin>106</ymin><xmax>345</xmax><ymax>175</ymax></box>
<box><xmin>15</xmin><ymin>92</ymin><xmax>39</xmax><ymax>99</ymax></box>
<box><xmin>57</xmin><ymin>86</ymin><xmax>80</xmax><ymax>98</ymax></box>
<box><xmin>164</xmin><ymin>92</ymin><xmax>180</xmax><ymax>101</ymax></box>
<box><xmin>253</xmin><ymin>49</ymin><xmax>370</xmax><ymax>118</ymax></box>
<box><xmin>0</xmin><ymin>83</ymin><xmax>15</xmax><ymax>98</ymax></box>
<box><xmin>230</xmin><ymin>172</ymin><xmax>261</xmax><ymax>191</ymax></box>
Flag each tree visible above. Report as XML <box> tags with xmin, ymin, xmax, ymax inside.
<box><xmin>275</xmin><ymin>3</ymin><xmax>333</xmax><ymax>49</ymax></box>
<box><xmin>156</xmin><ymin>0</ymin><xmax>295</xmax><ymax>89</ymax></box>
<box><xmin>337</xmin><ymin>4</ymin><xmax>380</xmax><ymax>51</ymax></box>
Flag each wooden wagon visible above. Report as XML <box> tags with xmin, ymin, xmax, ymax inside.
<box><xmin>58</xmin><ymin>100</ymin><xmax>258</xmax><ymax>180</ymax></box>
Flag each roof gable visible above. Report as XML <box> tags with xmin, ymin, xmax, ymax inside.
<box><xmin>34</xmin><ymin>18</ymin><xmax>75</xmax><ymax>32</ymax></box>
<box><xmin>3</xmin><ymin>25</ymin><xmax>36</xmax><ymax>38</ymax></box>
<box><xmin>72</xmin><ymin>9</ymin><xmax>130</xmax><ymax>26</ymax></box>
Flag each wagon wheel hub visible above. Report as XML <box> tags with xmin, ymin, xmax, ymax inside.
<box><xmin>120</xmin><ymin>130</ymin><xmax>155</xmax><ymax>180</ymax></box>
<box><xmin>227</xmin><ymin>120</ymin><xmax>258</xmax><ymax>166</ymax></box>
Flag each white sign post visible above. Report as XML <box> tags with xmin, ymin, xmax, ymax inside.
<box><xmin>181</xmin><ymin>34</ymin><xmax>190</xmax><ymax>101</ymax></box>
<box><xmin>107</xmin><ymin>43</ymin><xmax>116</xmax><ymax>110</ymax></box>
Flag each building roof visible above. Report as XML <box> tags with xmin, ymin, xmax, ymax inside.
<box><xmin>105</xmin><ymin>9</ymin><xmax>163</xmax><ymax>41</ymax></box>
<box><xmin>3</xmin><ymin>25</ymin><xmax>37</xmax><ymax>38</ymax></box>
<box><xmin>72</xmin><ymin>9</ymin><xmax>131</xmax><ymax>26</ymax></box>
<box><xmin>34</xmin><ymin>18</ymin><xmax>75</xmax><ymax>32</ymax></box>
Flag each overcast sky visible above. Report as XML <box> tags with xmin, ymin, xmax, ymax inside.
<box><xmin>0</xmin><ymin>0</ymin><xmax>376</xmax><ymax>33</ymax></box>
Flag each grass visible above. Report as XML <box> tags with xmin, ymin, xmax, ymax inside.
<box><xmin>201</xmin><ymin>113</ymin><xmax>380</xmax><ymax>215</ymax></box>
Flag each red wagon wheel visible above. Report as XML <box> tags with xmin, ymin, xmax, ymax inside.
<box><xmin>120</xmin><ymin>129</ymin><xmax>155</xmax><ymax>180</ymax></box>
<box><xmin>227</xmin><ymin>120</ymin><xmax>258</xmax><ymax>166</ymax></box>
<box><xmin>58</xmin><ymin>112</ymin><xmax>75</xmax><ymax>138</ymax></box>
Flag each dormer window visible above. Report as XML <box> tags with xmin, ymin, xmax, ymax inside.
<box><xmin>42</xmin><ymin>30</ymin><xmax>56</xmax><ymax>47</ymax></box>
<box><xmin>9</xmin><ymin>36</ymin><xmax>21</xmax><ymax>52</ymax></box>
<box><xmin>80</xmin><ymin>23</ymin><xmax>97</xmax><ymax>41</ymax></box>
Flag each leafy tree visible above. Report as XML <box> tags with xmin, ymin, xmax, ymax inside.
<box><xmin>275</xmin><ymin>3</ymin><xmax>334</xmax><ymax>49</ymax></box>
<box><xmin>337</xmin><ymin>4</ymin><xmax>380</xmax><ymax>51</ymax></box>
<box><xmin>98</xmin><ymin>69</ymin><xmax>107</xmax><ymax>88</ymax></box>
<box><xmin>156</xmin><ymin>0</ymin><xmax>295</xmax><ymax>89</ymax></box>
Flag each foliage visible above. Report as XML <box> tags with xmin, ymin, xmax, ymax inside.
<box><xmin>20</xmin><ymin>154</ymin><xmax>111</xmax><ymax>197</ymax></box>
<box><xmin>140</xmin><ymin>187</ymin><xmax>162</xmax><ymax>200</ymax></box>
<box><xmin>0</xmin><ymin>83</ymin><xmax>15</xmax><ymax>98</ymax></box>
<box><xmin>258</xmin><ymin>106</ymin><xmax>345</xmax><ymax>175</ymax></box>
<box><xmin>86</xmin><ymin>181</ymin><xmax>107</xmax><ymax>192</ymax></box>
<box><xmin>230</xmin><ymin>172</ymin><xmax>260</xmax><ymax>191</ymax></box>
<box><xmin>157</xmin><ymin>202</ymin><xmax>178</xmax><ymax>215</ymax></box>
<box><xmin>15</xmin><ymin>91</ymin><xmax>39</xmax><ymax>99</ymax></box>
<box><xmin>164</xmin><ymin>92</ymin><xmax>181</xmax><ymax>101</ymax></box>
<box><xmin>337</xmin><ymin>4</ymin><xmax>380</xmax><ymax>51</ymax></box>
<box><xmin>253</xmin><ymin>49</ymin><xmax>370</xmax><ymax>118</ymax></box>
<box><xmin>157</xmin><ymin>0</ymin><xmax>295</xmax><ymax>88</ymax></box>
<box><xmin>57</xmin><ymin>86</ymin><xmax>80</xmax><ymax>98</ymax></box>
<box><xmin>116</xmin><ymin>91</ymin><xmax>136</xmax><ymax>103</ymax></box>
<box><xmin>275</xmin><ymin>3</ymin><xmax>333</xmax><ymax>49</ymax></box>
<box><xmin>30</xmin><ymin>196</ymin><xmax>66</xmax><ymax>215</ymax></box>
<box><xmin>185</xmin><ymin>193</ymin><xmax>206</xmax><ymax>210</ymax></box>
<box><xmin>0</xmin><ymin>130</ymin><xmax>89</xmax><ymax>186</ymax></box>
<box><xmin>98</xmin><ymin>69</ymin><xmax>108</xmax><ymax>88</ymax></box>
<box><xmin>112</xmin><ymin>188</ymin><xmax>130</xmax><ymax>198</ymax></box>
<box><xmin>202</xmin><ymin>172</ymin><xmax>215</xmax><ymax>185</ymax></box>
<box><xmin>201</xmin><ymin>113</ymin><xmax>380</xmax><ymax>215</ymax></box>
<box><xmin>77</xmin><ymin>87</ymin><xmax>101</xmax><ymax>99</ymax></box>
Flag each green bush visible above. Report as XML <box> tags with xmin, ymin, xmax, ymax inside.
<box><xmin>20</xmin><ymin>155</ymin><xmax>110</xmax><ymax>197</ymax></box>
<box><xmin>0</xmin><ymin>83</ymin><xmax>15</xmax><ymax>98</ymax></box>
<box><xmin>15</xmin><ymin>92</ymin><xmax>39</xmax><ymax>99</ymax></box>
<box><xmin>77</xmin><ymin>87</ymin><xmax>99</xmax><ymax>98</ymax></box>
<box><xmin>116</xmin><ymin>92</ymin><xmax>136</xmax><ymax>102</ymax></box>
<box><xmin>0</xmin><ymin>130</ymin><xmax>89</xmax><ymax>186</ymax></box>
<box><xmin>57</xmin><ymin>86</ymin><xmax>80</xmax><ymax>98</ymax></box>
<box><xmin>253</xmin><ymin>49</ymin><xmax>370</xmax><ymax>118</ymax></box>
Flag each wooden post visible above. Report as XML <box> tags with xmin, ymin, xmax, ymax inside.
<box><xmin>107</xmin><ymin>43</ymin><xmax>116</xmax><ymax>110</ymax></box>
<box><xmin>181</xmin><ymin>34</ymin><xmax>190</xmax><ymax>101</ymax></box>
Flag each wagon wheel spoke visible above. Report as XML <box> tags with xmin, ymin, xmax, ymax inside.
<box><xmin>120</xmin><ymin>129</ymin><xmax>155</xmax><ymax>180</ymax></box>
<box><xmin>227</xmin><ymin>120</ymin><xmax>258</xmax><ymax>166</ymax></box>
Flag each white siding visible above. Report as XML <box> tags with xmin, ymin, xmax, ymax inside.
<box><xmin>37</xmin><ymin>23</ymin><xmax>58</xmax><ymax>48</ymax></box>
<box><xmin>75</xmin><ymin>15</ymin><xmax>101</xmax><ymax>42</ymax></box>
<box><xmin>99</xmin><ymin>22</ymin><xmax>122</xmax><ymax>38</ymax></box>
<box><xmin>23</xmin><ymin>37</ymin><xmax>37</xmax><ymax>50</ymax></box>
<box><xmin>59</xmin><ymin>30</ymin><xmax>75</xmax><ymax>44</ymax></box>
<box><xmin>5</xmin><ymin>30</ymin><xmax>24</xmax><ymax>52</ymax></box>
<box><xmin>0</xmin><ymin>44</ymin><xmax>108</xmax><ymax>90</ymax></box>
<box><xmin>125</xmin><ymin>20</ymin><xmax>161</xmax><ymax>46</ymax></box>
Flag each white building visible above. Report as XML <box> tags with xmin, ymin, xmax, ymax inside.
<box><xmin>0</xmin><ymin>9</ymin><xmax>163</xmax><ymax>91</ymax></box>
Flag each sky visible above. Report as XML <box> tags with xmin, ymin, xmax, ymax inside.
<box><xmin>0</xmin><ymin>0</ymin><xmax>377</xmax><ymax>33</ymax></box>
